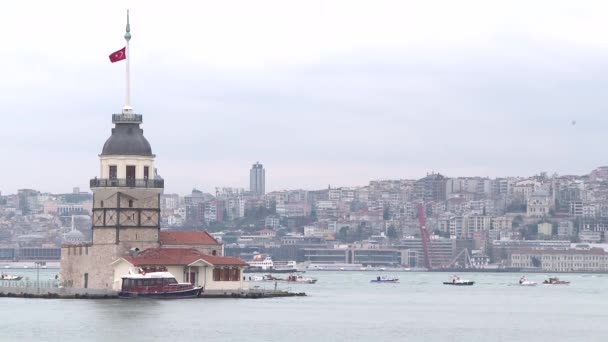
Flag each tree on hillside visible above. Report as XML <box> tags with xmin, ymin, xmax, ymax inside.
<box><xmin>310</xmin><ymin>207</ymin><xmax>317</xmax><ymax>222</ymax></box>
<box><xmin>338</xmin><ymin>226</ymin><xmax>350</xmax><ymax>242</ymax></box>
<box><xmin>387</xmin><ymin>225</ymin><xmax>398</xmax><ymax>240</ymax></box>
<box><xmin>383</xmin><ymin>206</ymin><xmax>391</xmax><ymax>220</ymax></box>
<box><xmin>512</xmin><ymin>215</ymin><xmax>524</xmax><ymax>229</ymax></box>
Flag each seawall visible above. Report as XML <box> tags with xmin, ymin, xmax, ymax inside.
<box><xmin>0</xmin><ymin>287</ymin><xmax>305</xmax><ymax>299</ymax></box>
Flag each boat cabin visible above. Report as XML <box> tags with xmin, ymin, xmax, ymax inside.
<box><xmin>121</xmin><ymin>272</ymin><xmax>187</xmax><ymax>292</ymax></box>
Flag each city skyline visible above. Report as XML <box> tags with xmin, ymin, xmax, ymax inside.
<box><xmin>2</xmin><ymin>1</ymin><xmax>608</xmax><ymax>194</ymax></box>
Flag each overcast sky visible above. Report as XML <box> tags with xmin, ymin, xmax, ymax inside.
<box><xmin>1</xmin><ymin>0</ymin><xmax>608</xmax><ymax>195</ymax></box>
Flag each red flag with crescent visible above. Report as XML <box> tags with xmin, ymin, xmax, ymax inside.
<box><xmin>109</xmin><ymin>47</ymin><xmax>126</xmax><ymax>63</ymax></box>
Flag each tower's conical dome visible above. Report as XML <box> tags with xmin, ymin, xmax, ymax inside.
<box><xmin>101</xmin><ymin>121</ymin><xmax>153</xmax><ymax>156</ymax></box>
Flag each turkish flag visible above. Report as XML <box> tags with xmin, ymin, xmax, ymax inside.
<box><xmin>109</xmin><ymin>47</ymin><xmax>126</xmax><ymax>63</ymax></box>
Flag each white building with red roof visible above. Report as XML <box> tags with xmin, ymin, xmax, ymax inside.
<box><xmin>111</xmin><ymin>248</ymin><xmax>248</xmax><ymax>292</ymax></box>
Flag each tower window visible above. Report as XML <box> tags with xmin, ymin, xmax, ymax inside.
<box><xmin>129</xmin><ymin>200</ymin><xmax>133</xmax><ymax>208</ymax></box>
<box><xmin>109</xmin><ymin>165</ymin><xmax>117</xmax><ymax>179</ymax></box>
<box><xmin>101</xmin><ymin>201</ymin><xmax>104</xmax><ymax>208</ymax></box>
<box><xmin>144</xmin><ymin>166</ymin><xmax>149</xmax><ymax>180</ymax></box>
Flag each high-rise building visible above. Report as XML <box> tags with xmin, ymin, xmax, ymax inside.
<box><xmin>250</xmin><ymin>162</ymin><xmax>265</xmax><ymax>196</ymax></box>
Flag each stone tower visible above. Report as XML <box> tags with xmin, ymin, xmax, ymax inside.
<box><xmin>91</xmin><ymin>111</ymin><xmax>163</xmax><ymax>252</ymax></box>
<box><xmin>60</xmin><ymin>11</ymin><xmax>163</xmax><ymax>290</ymax></box>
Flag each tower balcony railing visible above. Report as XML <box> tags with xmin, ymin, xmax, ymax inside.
<box><xmin>112</xmin><ymin>114</ymin><xmax>143</xmax><ymax>124</ymax></box>
<box><xmin>90</xmin><ymin>178</ymin><xmax>164</xmax><ymax>189</ymax></box>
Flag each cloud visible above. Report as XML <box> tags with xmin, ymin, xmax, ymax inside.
<box><xmin>1</xmin><ymin>0</ymin><xmax>608</xmax><ymax>194</ymax></box>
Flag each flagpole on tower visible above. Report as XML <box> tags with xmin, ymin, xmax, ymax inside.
<box><xmin>123</xmin><ymin>9</ymin><xmax>132</xmax><ymax>114</ymax></box>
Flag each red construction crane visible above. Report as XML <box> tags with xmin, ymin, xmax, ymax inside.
<box><xmin>417</xmin><ymin>202</ymin><xmax>432</xmax><ymax>270</ymax></box>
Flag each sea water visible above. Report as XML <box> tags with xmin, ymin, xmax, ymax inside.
<box><xmin>1</xmin><ymin>270</ymin><xmax>607</xmax><ymax>341</ymax></box>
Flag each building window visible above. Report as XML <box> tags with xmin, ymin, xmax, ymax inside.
<box><xmin>223</xmin><ymin>268</ymin><xmax>230</xmax><ymax>281</ymax></box>
<box><xmin>100</xmin><ymin>201</ymin><xmax>104</xmax><ymax>208</ymax></box>
<box><xmin>232</xmin><ymin>268</ymin><xmax>240</xmax><ymax>281</ymax></box>
<box><xmin>213</xmin><ymin>268</ymin><xmax>220</xmax><ymax>281</ymax></box>
<box><xmin>144</xmin><ymin>166</ymin><xmax>149</xmax><ymax>180</ymax></box>
<box><xmin>129</xmin><ymin>200</ymin><xmax>133</xmax><ymax>208</ymax></box>
<box><xmin>212</xmin><ymin>250</ymin><xmax>217</xmax><ymax>256</ymax></box>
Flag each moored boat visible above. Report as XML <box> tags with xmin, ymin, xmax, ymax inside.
<box><xmin>248</xmin><ymin>273</ymin><xmax>316</xmax><ymax>284</ymax></box>
<box><xmin>0</xmin><ymin>274</ymin><xmax>22</xmax><ymax>281</ymax></box>
<box><xmin>443</xmin><ymin>275</ymin><xmax>474</xmax><ymax>286</ymax></box>
<box><xmin>286</xmin><ymin>273</ymin><xmax>317</xmax><ymax>284</ymax></box>
<box><xmin>543</xmin><ymin>277</ymin><xmax>570</xmax><ymax>285</ymax></box>
<box><xmin>370</xmin><ymin>276</ymin><xmax>399</xmax><ymax>283</ymax></box>
<box><xmin>118</xmin><ymin>271</ymin><xmax>202</xmax><ymax>299</ymax></box>
<box><xmin>248</xmin><ymin>274</ymin><xmax>280</xmax><ymax>282</ymax></box>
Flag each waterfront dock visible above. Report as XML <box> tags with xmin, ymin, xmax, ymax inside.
<box><xmin>0</xmin><ymin>284</ymin><xmax>305</xmax><ymax>300</ymax></box>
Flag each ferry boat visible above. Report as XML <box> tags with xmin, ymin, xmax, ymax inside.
<box><xmin>0</xmin><ymin>274</ymin><xmax>22</xmax><ymax>281</ymax></box>
<box><xmin>118</xmin><ymin>271</ymin><xmax>202</xmax><ymax>299</ymax></box>
<box><xmin>443</xmin><ymin>275</ymin><xmax>474</xmax><ymax>286</ymax></box>
<box><xmin>370</xmin><ymin>275</ymin><xmax>399</xmax><ymax>283</ymax></box>
<box><xmin>244</xmin><ymin>254</ymin><xmax>298</xmax><ymax>273</ymax></box>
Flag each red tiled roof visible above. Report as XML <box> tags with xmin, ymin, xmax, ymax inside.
<box><xmin>159</xmin><ymin>230</ymin><xmax>220</xmax><ymax>245</ymax></box>
<box><xmin>199</xmin><ymin>254</ymin><xmax>247</xmax><ymax>266</ymax></box>
<box><xmin>124</xmin><ymin>248</ymin><xmax>246</xmax><ymax>266</ymax></box>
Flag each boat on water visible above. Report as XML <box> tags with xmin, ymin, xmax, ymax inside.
<box><xmin>518</xmin><ymin>276</ymin><xmax>537</xmax><ymax>286</ymax></box>
<box><xmin>443</xmin><ymin>275</ymin><xmax>474</xmax><ymax>286</ymax></box>
<box><xmin>286</xmin><ymin>273</ymin><xmax>317</xmax><ymax>284</ymax></box>
<box><xmin>0</xmin><ymin>274</ymin><xmax>22</xmax><ymax>281</ymax></box>
<box><xmin>244</xmin><ymin>254</ymin><xmax>298</xmax><ymax>273</ymax></box>
<box><xmin>249</xmin><ymin>274</ymin><xmax>281</xmax><ymax>282</ymax></box>
<box><xmin>249</xmin><ymin>273</ymin><xmax>317</xmax><ymax>284</ymax></box>
<box><xmin>543</xmin><ymin>277</ymin><xmax>570</xmax><ymax>285</ymax></box>
<box><xmin>118</xmin><ymin>271</ymin><xmax>202</xmax><ymax>299</ymax></box>
<box><xmin>370</xmin><ymin>276</ymin><xmax>399</xmax><ymax>283</ymax></box>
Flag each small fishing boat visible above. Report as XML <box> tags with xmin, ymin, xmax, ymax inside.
<box><xmin>518</xmin><ymin>276</ymin><xmax>537</xmax><ymax>286</ymax></box>
<box><xmin>0</xmin><ymin>274</ymin><xmax>22</xmax><ymax>281</ymax></box>
<box><xmin>118</xmin><ymin>271</ymin><xmax>202</xmax><ymax>299</ymax></box>
<box><xmin>370</xmin><ymin>276</ymin><xmax>399</xmax><ymax>283</ymax></box>
<box><xmin>443</xmin><ymin>275</ymin><xmax>474</xmax><ymax>286</ymax></box>
<box><xmin>543</xmin><ymin>277</ymin><xmax>570</xmax><ymax>285</ymax></box>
